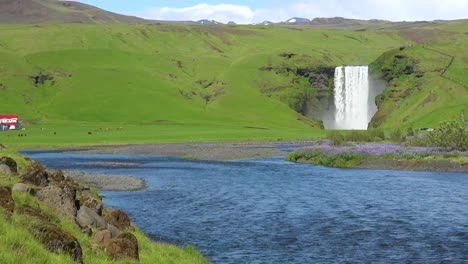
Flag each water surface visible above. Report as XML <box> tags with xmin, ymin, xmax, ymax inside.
<box><xmin>23</xmin><ymin>151</ymin><xmax>468</xmax><ymax>264</ymax></box>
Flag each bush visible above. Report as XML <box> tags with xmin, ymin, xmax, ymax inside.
<box><xmin>406</xmin><ymin>127</ymin><xmax>415</xmax><ymax>137</ymax></box>
<box><xmin>425</xmin><ymin>121</ymin><xmax>467</xmax><ymax>151</ymax></box>
<box><xmin>390</xmin><ymin>128</ymin><xmax>404</xmax><ymax>142</ymax></box>
<box><xmin>328</xmin><ymin>131</ymin><xmax>345</xmax><ymax>146</ymax></box>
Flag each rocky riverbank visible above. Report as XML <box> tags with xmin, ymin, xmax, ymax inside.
<box><xmin>65</xmin><ymin>141</ymin><xmax>316</xmax><ymax>161</ymax></box>
<box><xmin>0</xmin><ymin>149</ymin><xmax>208</xmax><ymax>264</ymax></box>
<box><xmin>64</xmin><ymin>170</ymin><xmax>145</xmax><ymax>191</ymax></box>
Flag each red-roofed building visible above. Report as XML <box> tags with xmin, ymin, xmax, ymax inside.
<box><xmin>0</xmin><ymin>114</ymin><xmax>20</xmax><ymax>131</ymax></box>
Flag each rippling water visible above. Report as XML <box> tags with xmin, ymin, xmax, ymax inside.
<box><xmin>23</xmin><ymin>151</ymin><xmax>468</xmax><ymax>264</ymax></box>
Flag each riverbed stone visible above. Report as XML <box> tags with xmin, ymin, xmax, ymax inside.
<box><xmin>104</xmin><ymin>210</ymin><xmax>131</xmax><ymax>230</ymax></box>
<box><xmin>21</xmin><ymin>161</ymin><xmax>49</xmax><ymax>187</ymax></box>
<box><xmin>0</xmin><ymin>186</ymin><xmax>14</xmax><ymax>217</ymax></box>
<box><xmin>106</xmin><ymin>232</ymin><xmax>139</xmax><ymax>260</ymax></box>
<box><xmin>76</xmin><ymin>206</ymin><xmax>107</xmax><ymax>229</ymax></box>
<box><xmin>37</xmin><ymin>185</ymin><xmax>77</xmax><ymax>219</ymax></box>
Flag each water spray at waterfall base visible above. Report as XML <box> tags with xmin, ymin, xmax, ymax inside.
<box><xmin>332</xmin><ymin>66</ymin><xmax>370</xmax><ymax>130</ymax></box>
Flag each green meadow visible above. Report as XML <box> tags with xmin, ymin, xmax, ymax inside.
<box><xmin>0</xmin><ymin>22</ymin><xmax>467</xmax><ymax>148</ymax></box>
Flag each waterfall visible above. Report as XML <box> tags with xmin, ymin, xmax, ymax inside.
<box><xmin>332</xmin><ymin>66</ymin><xmax>370</xmax><ymax>130</ymax></box>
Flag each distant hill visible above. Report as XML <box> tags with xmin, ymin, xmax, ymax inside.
<box><xmin>0</xmin><ymin>0</ymin><xmax>150</xmax><ymax>24</ymax></box>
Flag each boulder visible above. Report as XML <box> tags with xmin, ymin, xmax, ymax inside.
<box><xmin>76</xmin><ymin>206</ymin><xmax>107</xmax><ymax>229</ymax></box>
<box><xmin>0</xmin><ymin>164</ymin><xmax>12</xmax><ymax>176</ymax></box>
<box><xmin>104</xmin><ymin>210</ymin><xmax>131</xmax><ymax>230</ymax></box>
<box><xmin>29</xmin><ymin>221</ymin><xmax>83</xmax><ymax>263</ymax></box>
<box><xmin>106</xmin><ymin>232</ymin><xmax>139</xmax><ymax>260</ymax></box>
<box><xmin>12</xmin><ymin>183</ymin><xmax>35</xmax><ymax>195</ymax></box>
<box><xmin>17</xmin><ymin>205</ymin><xmax>50</xmax><ymax>221</ymax></box>
<box><xmin>83</xmin><ymin>197</ymin><xmax>103</xmax><ymax>216</ymax></box>
<box><xmin>0</xmin><ymin>156</ymin><xmax>17</xmax><ymax>174</ymax></box>
<box><xmin>21</xmin><ymin>161</ymin><xmax>49</xmax><ymax>187</ymax></box>
<box><xmin>37</xmin><ymin>185</ymin><xmax>77</xmax><ymax>219</ymax></box>
<box><xmin>0</xmin><ymin>186</ymin><xmax>14</xmax><ymax>216</ymax></box>
<box><xmin>82</xmin><ymin>226</ymin><xmax>93</xmax><ymax>237</ymax></box>
<box><xmin>94</xmin><ymin>229</ymin><xmax>113</xmax><ymax>246</ymax></box>
<box><xmin>107</xmin><ymin>224</ymin><xmax>121</xmax><ymax>238</ymax></box>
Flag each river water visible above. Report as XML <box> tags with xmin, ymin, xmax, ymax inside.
<box><xmin>22</xmin><ymin>151</ymin><xmax>468</xmax><ymax>264</ymax></box>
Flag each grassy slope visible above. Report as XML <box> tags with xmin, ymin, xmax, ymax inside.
<box><xmin>0</xmin><ymin>24</ymin><xmax>407</xmax><ymax>147</ymax></box>
<box><xmin>370</xmin><ymin>22</ymin><xmax>468</xmax><ymax>129</ymax></box>
<box><xmin>0</xmin><ymin>149</ymin><xmax>208</xmax><ymax>264</ymax></box>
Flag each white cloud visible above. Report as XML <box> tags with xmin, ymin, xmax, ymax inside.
<box><xmin>133</xmin><ymin>0</ymin><xmax>468</xmax><ymax>24</ymax></box>
<box><xmin>137</xmin><ymin>3</ymin><xmax>255</xmax><ymax>24</ymax></box>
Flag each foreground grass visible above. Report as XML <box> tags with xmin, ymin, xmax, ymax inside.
<box><xmin>0</xmin><ymin>149</ymin><xmax>209</xmax><ymax>264</ymax></box>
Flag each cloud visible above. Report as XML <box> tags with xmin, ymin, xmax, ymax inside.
<box><xmin>137</xmin><ymin>3</ymin><xmax>255</xmax><ymax>24</ymax></box>
<box><xmin>134</xmin><ymin>0</ymin><xmax>468</xmax><ymax>24</ymax></box>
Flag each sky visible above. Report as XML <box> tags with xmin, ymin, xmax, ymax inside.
<box><xmin>77</xmin><ymin>0</ymin><xmax>468</xmax><ymax>24</ymax></box>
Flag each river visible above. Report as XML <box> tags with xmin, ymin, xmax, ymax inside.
<box><xmin>22</xmin><ymin>151</ymin><xmax>468</xmax><ymax>264</ymax></box>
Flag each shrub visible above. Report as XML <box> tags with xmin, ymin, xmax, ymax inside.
<box><xmin>328</xmin><ymin>131</ymin><xmax>345</xmax><ymax>146</ymax></box>
<box><xmin>406</xmin><ymin>127</ymin><xmax>415</xmax><ymax>137</ymax></box>
<box><xmin>425</xmin><ymin>121</ymin><xmax>467</xmax><ymax>151</ymax></box>
<box><xmin>390</xmin><ymin>128</ymin><xmax>404</xmax><ymax>142</ymax></box>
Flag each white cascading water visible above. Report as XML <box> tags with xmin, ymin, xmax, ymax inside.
<box><xmin>333</xmin><ymin>66</ymin><xmax>370</xmax><ymax>130</ymax></box>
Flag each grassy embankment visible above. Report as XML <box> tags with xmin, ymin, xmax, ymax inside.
<box><xmin>0</xmin><ymin>149</ymin><xmax>208</xmax><ymax>264</ymax></box>
<box><xmin>0</xmin><ymin>24</ymin><xmax>409</xmax><ymax>148</ymax></box>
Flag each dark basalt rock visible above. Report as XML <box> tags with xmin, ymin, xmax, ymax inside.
<box><xmin>105</xmin><ymin>232</ymin><xmax>139</xmax><ymax>260</ymax></box>
<box><xmin>0</xmin><ymin>186</ymin><xmax>14</xmax><ymax>217</ymax></box>
<box><xmin>29</xmin><ymin>221</ymin><xmax>83</xmax><ymax>263</ymax></box>
<box><xmin>21</xmin><ymin>161</ymin><xmax>49</xmax><ymax>187</ymax></box>
<box><xmin>104</xmin><ymin>210</ymin><xmax>131</xmax><ymax>230</ymax></box>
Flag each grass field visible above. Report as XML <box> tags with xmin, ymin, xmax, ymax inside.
<box><xmin>0</xmin><ymin>22</ymin><xmax>467</xmax><ymax>148</ymax></box>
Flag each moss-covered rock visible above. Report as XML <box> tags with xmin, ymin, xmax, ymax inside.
<box><xmin>104</xmin><ymin>210</ymin><xmax>131</xmax><ymax>230</ymax></box>
<box><xmin>17</xmin><ymin>205</ymin><xmax>50</xmax><ymax>221</ymax></box>
<box><xmin>21</xmin><ymin>161</ymin><xmax>49</xmax><ymax>187</ymax></box>
<box><xmin>106</xmin><ymin>232</ymin><xmax>139</xmax><ymax>261</ymax></box>
<box><xmin>0</xmin><ymin>186</ymin><xmax>14</xmax><ymax>217</ymax></box>
<box><xmin>29</xmin><ymin>220</ymin><xmax>83</xmax><ymax>263</ymax></box>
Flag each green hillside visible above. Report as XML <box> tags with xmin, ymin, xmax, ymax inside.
<box><xmin>0</xmin><ymin>22</ymin><xmax>466</xmax><ymax>147</ymax></box>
